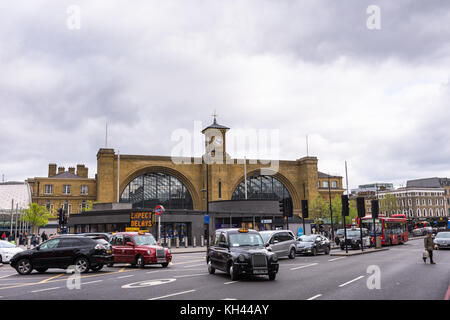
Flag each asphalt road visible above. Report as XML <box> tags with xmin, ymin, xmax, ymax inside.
<box><xmin>0</xmin><ymin>238</ymin><xmax>448</xmax><ymax>300</ymax></box>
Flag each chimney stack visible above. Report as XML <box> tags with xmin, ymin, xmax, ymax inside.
<box><xmin>76</xmin><ymin>164</ymin><xmax>88</xmax><ymax>178</ymax></box>
<box><xmin>48</xmin><ymin>164</ymin><xmax>57</xmax><ymax>177</ymax></box>
<box><xmin>58</xmin><ymin>167</ymin><xmax>65</xmax><ymax>174</ymax></box>
<box><xmin>68</xmin><ymin>167</ymin><xmax>75</xmax><ymax>174</ymax></box>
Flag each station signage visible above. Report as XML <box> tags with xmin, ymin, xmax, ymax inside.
<box><xmin>130</xmin><ymin>211</ymin><xmax>153</xmax><ymax>228</ymax></box>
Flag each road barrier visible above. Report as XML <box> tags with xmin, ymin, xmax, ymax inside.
<box><xmin>200</xmin><ymin>235</ymin><xmax>204</xmax><ymax>247</ymax></box>
<box><xmin>193</xmin><ymin>236</ymin><xmax>196</xmax><ymax>248</ymax></box>
<box><xmin>176</xmin><ymin>237</ymin><xmax>180</xmax><ymax>248</ymax></box>
<box><xmin>168</xmin><ymin>238</ymin><xmax>171</xmax><ymax>248</ymax></box>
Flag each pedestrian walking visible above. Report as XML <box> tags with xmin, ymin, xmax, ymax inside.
<box><xmin>41</xmin><ymin>231</ymin><xmax>48</xmax><ymax>242</ymax></box>
<box><xmin>31</xmin><ymin>234</ymin><xmax>37</xmax><ymax>246</ymax></box>
<box><xmin>19</xmin><ymin>232</ymin><xmax>23</xmax><ymax>245</ymax></box>
<box><xmin>1</xmin><ymin>232</ymin><xmax>6</xmax><ymax>241</ymax></box>
<box><xmin>423</xmin><ymin>233</ymin><xmax>435</xmax><ymax>264</ymax></box>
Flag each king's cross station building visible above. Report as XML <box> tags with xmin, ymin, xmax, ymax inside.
<box><xmin>26</xmin><ymin>118</ymin><xmax>345</xmax><ymax>243</ymax></box>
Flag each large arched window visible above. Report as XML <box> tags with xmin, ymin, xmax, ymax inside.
<box><xmin>231</xmin><ymin>175</ymin><xmax>291</xmax><ymax>201</ymax></box>
<box><xmin>120</xmin><ymin>172</ymin><xmax>193</xmax><ymax>210</ymax></box>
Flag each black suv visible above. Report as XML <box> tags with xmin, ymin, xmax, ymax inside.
<box><xmin>10</xmin><ymin>236</ymin><xmax>113</xmax><ymax>275</ymax></box>
<box><xmin>206</xmin><ymin>228</ymin><xmax>279</xmax><ymax>281</ymax></box>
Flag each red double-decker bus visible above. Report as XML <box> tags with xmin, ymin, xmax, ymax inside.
<box><xmin>358</xmin><ymin>214</ymin><xmax>408</xmax><ymax>246</ymax></box>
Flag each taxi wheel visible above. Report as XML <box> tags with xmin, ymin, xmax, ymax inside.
<box><xmin>161</xmin><ymin>263</ymin><xmax>169</xmax><ymax>268</ymax></box>
<box><xmin>268</xmin><ymin>272</ymin><xmax>276</xmax><ymax>281</ymax></box>
<box><xmin>136</xmin><ymin>255</ymin><xmax>145</xmax><ymax>268</ymax></box>
<box><xmin>312</xmin><ymin>248</ymin><xmax>318</xmax><ymax>256</ymax></box>
<box><xmin>229</xmin><ymin>264</ymin><xmax>239</xmax><ymax>281</ymax></box>
<box><xmin>324</xmin><ymin>246</ymin><xmax>330</xmax><ymax>255</ymax></box>
<box><xmin>207</xmin><ymin>260</ymin><xmax>215</xmax><ymax>274</ymax></box>
<box><xmin>288</xmin><ymin>248</ymin><xmax>296</xmax><ymax>259</ymax></box>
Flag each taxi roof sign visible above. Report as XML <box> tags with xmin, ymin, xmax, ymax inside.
<box><xmin>238</xmin><ymin>228</ymin><xmax>249</xmax><ymax>233</ymax></box>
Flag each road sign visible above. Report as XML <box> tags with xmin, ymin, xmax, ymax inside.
<box><xmin>298</xmin><ymin>227</ymin><xmax>304</xmax><ymax>237</ymax></box>
<box><xmin>155</xmin><ymin>205</ymin><xmax>165</xmax><ymax>216</ymax></box>
<box><xmin>204</xmin><ymin>214</ymin><xmax>210</xmax><ymax>224</ymax></box>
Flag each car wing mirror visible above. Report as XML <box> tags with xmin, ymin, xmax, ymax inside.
<box><xmin>273</xmin><ymin>240</ymin><xmax>279</xmax><ymax>244</ymax></box>
<box><xmin>126</xmin><ymin>242</ymin><xmax>134</xmax><ymax>246</ymax></box>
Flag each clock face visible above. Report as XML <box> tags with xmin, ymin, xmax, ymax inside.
<box><xmin>214</xmin><ymin>137</ymin><xmax>223</xmax><ymax>146</ymax></box>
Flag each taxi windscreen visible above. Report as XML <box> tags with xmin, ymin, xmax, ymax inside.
<box><xmin>133</xmin><ymin>235</ymin><xmax>157</xmax><ymax>246</ymax></box>
<box><xmin>229</xmin><ymin>233</ymin><xmax>264</xmax><ymax>247</ymax></box>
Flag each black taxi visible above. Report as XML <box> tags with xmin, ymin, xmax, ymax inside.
<box><xmin>206</xmin><ymin>228</ymin><xmax>279</xmax><ymax>281</ymax></box>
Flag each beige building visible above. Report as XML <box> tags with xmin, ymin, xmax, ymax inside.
<box><xmin>27</xmin><ymin>164</ymin><xmax>97</xmax><ymax>215</ymax></box>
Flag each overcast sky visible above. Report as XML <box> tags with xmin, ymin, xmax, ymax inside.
<box><xmin>0</xmin><ymin>0</ymin><xmax>449</xmax><ymax>189</ymax></box>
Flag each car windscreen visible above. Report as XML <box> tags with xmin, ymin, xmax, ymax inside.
<box><xmin>94</xmin><ymin>238</ymin><xmax>109</xmax><ymax>245</ymax></box>
<box><xmin>259</xmin><ymin>232</ymin><xmax>273</xmax><ymax>243</ymax></box>
<box><xmin>346</xmin><ymin>230</ymin><xmax>361</xmax><ymax>237</ymax></box>
<box><xmin>133</xmin><ymin>235</ymin><xmax>157</xmax><ymax>246</ymax></box>
<box><xmin>229</xmin><ymin>233</ymin><xmax>264</xmax><ymax>247</ymax></box>
<box><xmin>0</xmin><ymin>241</ymin><xmax>16</xmax><ymax>248</ymax></box>
<box><xmin>298</xmin><ymin>235</ymin><xmax>316</xmax><ymax>242</ymax></box>
<box><xmin>436</xmin><ymin>232</ymin><xmax>450</xmax><ymax>239</ymax></box>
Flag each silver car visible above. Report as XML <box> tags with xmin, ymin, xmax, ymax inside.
<box><xmin>259</xmin><ymin>230</ymin><xmax>297</xmax><ymax>259</ymax></box>
<box><xmin>434</xmin><ymin>232</ymin><xmax>450</xmax><ymax>249</ymax></box>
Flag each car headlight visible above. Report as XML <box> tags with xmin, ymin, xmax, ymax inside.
<box><xmin>238</xmin><ymin>254</ymin><xmax>246</xmax><ymax>262</ymax></box>
<box><xmin>147</xmin><ymin>250</ymin><xmax>153</xmax><ymax>255</ymax></box>
<box><xmin>271</xmin><ymin>254</ymin><xmax>278</xmax><ymax>262</ymax></box>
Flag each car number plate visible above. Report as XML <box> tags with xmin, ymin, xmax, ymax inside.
<box><xmin>157</xmin><ymin>259</ymin><xmax>166</xmax><ymax>263</ymax></box>
<box><xmin>253</xmin><ymin>269</ymin><xmax>267</xmax><ymax>274</ymax></box>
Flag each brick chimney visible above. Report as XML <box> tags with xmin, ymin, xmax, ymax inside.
<box><xmin>76</xmin><ymin>164</ymin><xmax>88</xmax><ymax>178</ymax></box>
<box><xmin>68</xmin><ymin>167</ymin><xmax>75</xmax><ymax>174</ymax></box>
<box><xmin>48</xmin><ymin>164</ymin><xmax>57</xmax><ymax>177</ymax></box>
<box><xmin>58</xmin><ymin>167</ymin><xmax>65</xmax><ymax>174</ymax></box>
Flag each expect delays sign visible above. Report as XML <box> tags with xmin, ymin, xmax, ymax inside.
<box><xmin>130</xmin><ymin>211</ymin><xmax>153</xmax><ymax>228</ymax></box>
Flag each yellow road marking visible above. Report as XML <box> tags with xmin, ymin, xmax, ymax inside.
<box><xmin>39</xmin><ymin>273</ymin><xmax>65</xmax><ymax>284</ymax></box>
<box><xmin>0</xmin><ymin>268</ymin><xmax>136</xmax><ymax>291</ymax></box>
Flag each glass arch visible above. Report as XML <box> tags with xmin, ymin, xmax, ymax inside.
<box><xmin>120</xmin><ymin>172</ymin><xmax>193</xmax><ymax>210</ymax></box>
<box><xmin>231</xmin><ymin>175</ymin><xmax>291</xmax><ymax>201</ymax></box>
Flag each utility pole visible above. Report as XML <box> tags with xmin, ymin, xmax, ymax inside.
<box><xmin>328</xmin><ymin>174</ymin><xmax>334</xmax><ymax>241</ymax></box>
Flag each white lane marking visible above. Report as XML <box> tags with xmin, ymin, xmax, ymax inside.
<box><xmin>148</xmin><ymin>289</ymin><xmax>196</xmax><ymax>300</ymax></box>
<box><xmin>183</xmin><ymin>264</ymin><xmax>205</xmax><ymax>268</ymax></box>
<box><xmin>31</xmin><ymin>287</ymin><xmax>61</xmax><ymax>293</ymax></box>
<box><xmin>224</xmin><ymin>281</ymin><xmax>238</xmax><ymax>285</ymax></box>
<box><xmin>339</xmin><ymin>276</ymin><xmax>365</xmax><ymax>287</ymax></box>
<box><xmin>328</xmin><ymin>257</ymin><xmax>346</xmax><ymax>262</ymax></box>
<box><xmin>222</xmin><ymin>298</ymin><xmax>237</xmax><ymax>300</ymax></box>
<box><xmin>117</xmin><ymin>275</ymin><xmax>134</xmax><ymax>279</ymax></box>
<box><xmin>146</xmin><ymin>271</ymin><xmax>161</xmax><ymax>274</ymax></box>
<box><xmin>307</xmin><ymin>294</ymin><xmax>322</xmax><ymax>300</ymax></box>
<box><xmin>82</xmin><ymin>280</ymin><xmax>103</xmax><ymax>285</ymax></box>
<box><xmin>174</xmin><ymin>273</ymin><xmax>208</xmax><ymax>278</ymax></box>
<box><xmin>0</xmin><ymin>274</ymin><xmax>14</xmax><ymax>279</ymax></box>
<box><xmin>290</xmin><ymin>263</ymin><xmax>318</xmax><ymax>270</ymax></box>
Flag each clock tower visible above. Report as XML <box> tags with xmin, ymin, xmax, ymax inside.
<box><xmin>202</xmin><ymin>114</ymin><xmax>230</xmax><ymax>164</ymax></box>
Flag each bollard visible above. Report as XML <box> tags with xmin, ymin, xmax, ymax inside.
<box><xmin>184</xmin><ymin>237</ymin><xmax>188</xmax><ymax>248</ymax></box>
<box><xmin>201</xmin><ymin>235</ymin><xmax>204</xmax><ymax>247</ymax></box>
<box><xmin>168</xmin><ymin>238</ymin><xmax>171</xmax><ymax>249</ymax></box>
<box><xmin>193</xmin><ymin>236</ymin><xmax>196</xmax><ymax>248</ymax></box>
<box><xmin>176</xmin><ymin>237</ymin><xmax>180</xmax><ymax>248</ymax></box>
<box><xmin>27</xmin><ymin>237</ymin><xmax>31</xmax><ymax>250</ymax></box>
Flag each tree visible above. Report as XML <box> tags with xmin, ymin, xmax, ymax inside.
<box><xmin>379</xmin><ymin>194</ymin><xmax>399</xmax><ymax>216</ymax></box>
<box><xmin>309</xmin><ymin>195</ymin><xmax>329</xmax><ymax>223</ymax></box>
<box><xmin>20</xmin><ymin>203</ymin><xmax>55</xmax><ymax>235</ymax></box>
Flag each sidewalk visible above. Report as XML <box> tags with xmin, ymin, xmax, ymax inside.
<box><xmin>330</xmin><ymin>247</ymin><xmax>389</xmax><ymax>256</ymax></box>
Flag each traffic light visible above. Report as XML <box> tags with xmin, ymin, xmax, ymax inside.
<box><xmin>356</xmin><ymin>197</ymin><xmax>366</xmax><ymax>218</ymax></box>
<box><xmin>279</xmin><ymin>199</ymin><xmax>285</xmax><ymax>216</ymax></box>
<box><xmin>58</xmin><ymin>208</ymin><xmax>63</xmax><ymax>225</ymax></box>
<box><xmin>284</xmin><ymin>198</ymin><xmax>293</xmax><ymax>218</ymax></box>
<box><xmin>63</xmin><ymin>210</ymin><xmax>68</xmax><ymax>225</ymax></box>
<box><xmin>371</xmin><ymin>200</ymin><xmax>379</xmax><ymax>219</ymax></box>
<box><xmin>301</xmin><ymin>199</ymin><xmax>309</xmax><ymax>219</ymax></box>
<box><xmin>341</xmin><ymin>195</ymin><xmax>349</xmax><ymax>216</ymax></box>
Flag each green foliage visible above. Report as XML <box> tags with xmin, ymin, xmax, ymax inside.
<box><xmin>309</xmin><ymin>195</ymin><xmax>329</xmax><ymax>223</ymax></box>
<box><xmin>379</xmin><ymin>194</ymin><xmax>398</xmax><ymax>215</ymax></box>
<box><xmin>20</xmin><ymin>203</ymin><xmax>55</xmax><ymax>232</ymax></box>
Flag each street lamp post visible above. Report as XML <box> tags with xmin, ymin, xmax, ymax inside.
<box><xmin>328</xmin><ymin>175</ymin><xmax>334</xmax><ymax>241</ymax></box>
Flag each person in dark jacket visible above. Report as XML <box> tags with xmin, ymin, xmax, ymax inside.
<box><xmin>424</xmin><ymin>233</ymin><xmax>435</xmax><ymax>264</ymax></box>
<box><xmin>41</xmin><ymin>231</ymin><xmax>48</xmax><ymax>242</ymax></box>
